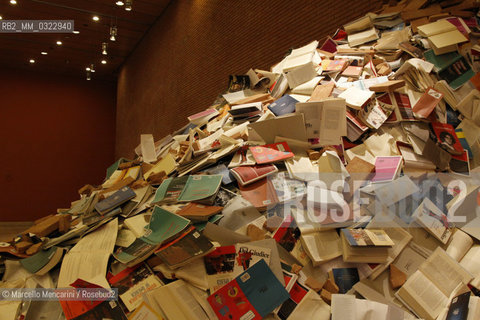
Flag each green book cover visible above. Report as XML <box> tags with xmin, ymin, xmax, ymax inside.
<box><xmin>424</xmin><ymin>49</ymin><xmax>475</xmax><ymax>89</ymax></box>
<box><xmin>105</xmin><ymin>157</ymin><xmax>131</xmax><ymax>180</ymax></box>
<box><xmin>142</xmin><ymin>206</ymin><xmax>190</xmax><ymax>245</ymax></box>
<box><xmin>178</xmin><ymin>175</ymin><xmax>223</xmax><ymax>202</ymax></box>
<box><xmin>424</xmin><ymin>49</ymin><xmax>460</xmax><ymax>72</ymax></box>
<box><xmin>20</xmin><ymin>246</ymin><xmax>60</xmax><ymax>274</ymax></box>
<box><xmin>151</xmin><ymin>177</ymin><xmax>173</xmax><ymax>204</ymax></box>
<box><xmin>151</xmin><ymin>176</ymin><xmax>190</xmax><ymax>204</ymax></box>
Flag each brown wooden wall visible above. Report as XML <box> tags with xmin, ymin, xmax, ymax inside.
<box><xmin>116</xmin><ymin>0</ymin><xmax>383</xmax><ymax>158</ymax></box>
<box><xmin>0</xmin><ymin>68</ymin><xmax>116</xmax><ymax>221</ymax></box>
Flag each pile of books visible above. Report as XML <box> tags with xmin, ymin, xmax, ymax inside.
<box><xmin>2</xmin><ymin>0</ymin><xmax>480</xmax><ymax>319</ymax></box>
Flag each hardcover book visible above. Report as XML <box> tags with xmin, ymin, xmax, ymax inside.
<box><xmin>331</xmin><ymin>268</ymin><xmax>360</xmax><ymax>294</ymax></box>
<box><xmin>340</xmin><ymin>230</ymin><xmax>390</xmax><ymax>263</ymax></box>
<box><xmin>267</xmin><ymin>94</ymin><xmax>298</xmax><ymax>116</ymax></box>
<box><xmin>341</xmin><ymin>229</ymin><xmax>395</xmax><ymax>247</ymax></box>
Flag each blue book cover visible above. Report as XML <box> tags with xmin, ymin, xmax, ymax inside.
<box><xmin>267</xmin><ymin>94</ymin><xmax>298</xmax><ymax>116</ymax></box>
<box><xmin>446</xmin><ymin>291</ymin><xmax>470</xmax><ymax>320</ymax></box>
<box><xmin>203</xmin><ymin>163</ymin><xmax>235</xmax><ymax>185</ymax></box>
<box><xmin>94</xmin><ymin>186</ymin><xmax>136</xmax><ymax>214</ymax></box>
<box><xmin>332</xmin><ymin>268</ymin><xmax>360</xmax><ymax>293</ymax></box>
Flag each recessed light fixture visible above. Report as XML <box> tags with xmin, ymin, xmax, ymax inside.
<box><xmin>73</xmin><ymin>30</ymin><xmax>80</xmax><ymax>34</ymax></box>
<box><xmin>0</xmin><ymin>16</ymin><xmax>3</xmax><ymax>20</ymax></box>
<box><xmin>92</xmin><ymin>15</ymin><xmax>100</xmax><ymax>21</ymax></box>
<box><xmin>125</xmin><ymin>0</ymin><xmax>132</xmax><ymax>11</ymax></box>
<box><xmin>41</xmin><ymin>51</ymin><xmax>48</xmax><ymax>55</ymax></box>
<box><xmin>29</xmin><ymin>59</ymin><xmax>35</xmax><ymax>64</ymax></box>
<box><xmin>86</xmin><ymin>67</ymin><xmax>91</xmax><ymax>71</ymax></box>
<box><xmin>10</xmin><ymin>0</ymin><xmax>17</xmax><ymax>5</ymax></box>
<box><xmin>56</xmin><ymin>40</ymin><xmax>62</xmax><ymax>45</ymax></box>
<box><xmin>116</xmin><ymin>1</ymin><xmax>124</xmax><ymax>6</ymax></box>
<box><xmin>101</xmin><ymin>59</ymin><xmax>107</xmax><ymax>64</ymax></box>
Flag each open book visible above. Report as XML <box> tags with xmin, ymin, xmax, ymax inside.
<box><xmin>143</xmin><ymin>279</ymin><xmax>215</xmax><ymax>320</ymax></box>
<box><xmin>396</xmin><ymin>247</ymin><xmax>473</xmax><ymax>320</ymax></box>
<box><xmin>332</xmin><ymin>293</ymin><xmax>413</xmax><ymax>320</ymax></box>
<box><xmin>446</xmin><ymin>229</ymin><xmax>480</xmax><ymax>290</ymax></box>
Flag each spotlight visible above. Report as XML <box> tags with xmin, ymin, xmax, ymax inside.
<box><xmin>93</xmin><ymin>16</ymin><xmax>100</xmax><ymax>22</ymax></box>
<box><xmin>110</xmin><ymin>25</ymin><xmax>117</xmax><ymax>41</ymax></box>
<box><xmin>101</xmin><ymin>59</ymin><xmax>107</xmax><ymax>64</ymax></box>
<box><xmin>10</xmin><ymin>0</ymin><xmax>17</xmax><ymax>5</ymax></box>
<box><xmin>116</xmin><ymin>1</ymin><xmax>124</xmax><ymax>6</ymax></box>
<box><xmin>125</xmin><ymin>0</ymin><xmax>132</xmax><ymax>11</ymax></box>
<box><xmin>29</xmin><ymin>59</ymin><xmax>35</xmax><ymax>64</ymax></box>
<box><xmin>102</xmin><ymin>42</ymin><xmax>108</xmax><ymax>55</ymax></box>
<box><xmin>41</xmin><ymin>52</ymin><xmax>48</xmax><ymax>55</ymax></box>
<box><xmin>56</xmin><ymin>40</ymin><xmax>62</xmax><ymax>45</ymax></box>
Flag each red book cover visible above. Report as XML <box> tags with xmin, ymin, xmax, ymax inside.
<box><xmin>431</xmin><ymin>122</ymin><xmax>469</xmax><ymax>174</ymax></box>
<box><xmin>207</xmin><ymin>260</ymin><xmax>289</xmax><ymax>320</ymax></box>
<box><xmin>432</xmin><ymin>122</ymin><xmax>465</xmax><ymax>159</ymax></box>
<box><xmin>231</xmin><ymin>164</ymin><xmax>278</xmax><ymax>186</ymax></box>
<box><xmin>320</xmin><ymin>37</ymin><xmax>337</xmax><ymax>53</ymax></box>
<box><xmin>412</xmin><ymin>88</ymin><xmax>443</xmax><ymax>118</ymax></box>
<box><xmin>394</xmin><ymin>92</ymin><xmax>415</xmax><ymax>121</ymax></box>
<box><xmin>249</xmin><ymin>142</ymin><xmax>294</xmax><ymax>164</ymax></box>
<box><xmin>346</xmin><ymin>110</ymin><xmax>369</xmax><ymax>132</ymax></box>
<box><xmin>239</xmin><ymin>178</ymin><xmax>279</xmax><ymax>210</ymax></box>
<box><xmin>209</xmin><ymin>278</ymin><xmax>261</xmax><ymax>320</ymax></box>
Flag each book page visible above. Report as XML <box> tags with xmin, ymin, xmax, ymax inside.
<box><xmin>140</xmin><ymin>134</ymin><xmax>157</xmax><ymax>164</ymax></box>
<box><xmin>400</xmin><ymin>270</ymin><xmax>449</xmax><ymax>319</ymax></box>
<box><xmin>187</xmin><ymin>284</ymin><xmax>217</xmax><ymax>320</ymax></box>
<box><xmin>300</xmin><ymin>230</ymin><xmax>342</xmax><ymax>264</ymax></box>
<box><xmin>446</xmin><ymin>229</ymin><xmax>473</xmax><ymax>262</ymax></box>
<box><xmin>367</xmin><ymin>219</ymin><xmax>413</xmax><ymax>279</ymax></box>
<box><xmin>169</xmin><ymin>280</ymin><xmax>210</xmax><ymax>320</ymax></box>
<box><xmin>355</xmin><ymin>299</ymin><xmax>391</xmax><ymax>320</ymax></box>
<box><xmin>331</xmin><ymin>294</ymin><xmax>356</xmax><ymax>320</ymax></box>
<box><xmin>295</xmin><ymin>101</ymin><xmax>322</xmax><ymax>147</ymax></box>
<box><xmin>319</xmin><ymin>98</ymin><xmax>346</xmax><ymax>146</ymax></box>
<box><xmin>57</xmin><ymin>251</ymin><xmax>111</xmax><ymax>289</ymax></box>
<box><xmin>420</xmin><ymin>248</ymin><xmax>473</xmax><ymax>296</ymax></box>
<box><xmin>288</xmin><ymin>290</ymin><xmax>330</xmax><ymax>320</ymax></box>
<box><xmin>393</xmin><ymin>246</ymin><xmax>426</xmax><ymax>277</ymax></box>
<box><xmin>468</xmin><ymin>296</ymin><xmax>480</xmax><ymax>320</ymax></box>
<box><xmin>459</xmin><ymin>246</ymin><xmax>480</xmax><ymax>288</ymax></box>
<box><xmin>57</xmin><ymin>219</ymin><xmax>118</xmax><ymax>289</ymax></box>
